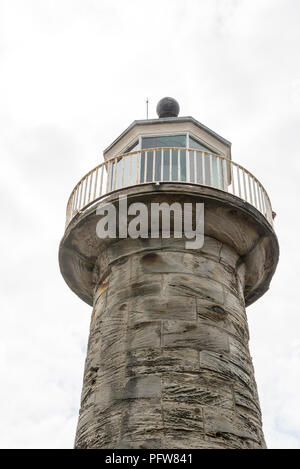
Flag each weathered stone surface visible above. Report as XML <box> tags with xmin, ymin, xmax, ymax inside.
<box><xmin>76</xmin><ymin>403</ymin><xmax>123</xmax><ymax>449</ymax></box>
<box><xmin>198</xmin><ymin>236</ymin><xmax>222</xmax><ymax>261</ymax></box>
<box><xmin>203</xmin><ymin>407</ymin><xmax>261</xmax><ymax>448</ymax></box>
<box><xmin>128</xmin><ymin>321</ymin><xmax>161</xmax><ymax>350</ymax></box>
<box><xmin>122</xmin><ymin>375</ymin><xmax>161</xmax><ymax>399</ymax></box>
<box><xmin>74</xmin><ymin>236</ymin><xmax>267</xmax><ymax>449</ymax></box>
<box><xmin>162</xmin><ymin>373</ymin><xmax>234</xmax><ymax>410</ymax></box>
<box><xmin>162</xmin><ymin>437</ymin><xmax>230</xmax><ymax>449</ymax></box>
<box><xmin>137</xmin><ymin>251</ymin><xmax>194</xmax><ymax>275</ymax></box>
<box><xmin>120</xmin><ymin>399</ymin><xmax>164</xmax><ymax>441</ymax></box>
<box><xmin>115</xmin><ymin>439</ymin><xmax>163</xmax><ymax>449</ymax></box>
<box><xmin>165</xmin><ymin>273</ymin><xmax>224</xmax><ymax>304</ymax></box>
<box><xmin>196</xmin><ymin>298</ymin><xmax>249</xmax><ymax>342</ymax></box>
<box><xmin>106</xmin><ymin>275</ymin><xmax>162</xmax><ymax>310</ymax></box>
<box><xmin>233</xmin><ymin>384</ymin><xmax>262</xmax><ymax>417</ymax></box>
<box><xmin>163</xmin><ymin>401</ymin><xmax>204</xmax><ymax>432</ymax></box>
<box><xmin>162</xmin><ymin>320</ymin><xmax>229</xmax><ymax>353</ymax></box>
<box><xmin>200</xmin><ymin>350</ymin><xmax>253</xmax><ymax>390</ymax></box>
<box><xmin>129</xmin><ymin>295</ymin><xmax>197</xmax><ymax>322</ymax></box>
<box><xmin>229</xmin><ymin>335</ymin><xmax>253</xmax><ymax>372</ymax></box>
<box><xmin>127</xmin><ymin>347</ymin><xmax>200</xmax><ymax>376</ymax></box>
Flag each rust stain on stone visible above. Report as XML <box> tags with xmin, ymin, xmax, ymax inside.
<box><xmin>91</xmin><ymin>308</ymin><xmax>97</xmax><ymax>323</ymax></box>
<box><xmin>97</xmin><ymin>282</ymin><xmax>108</xmax><ymax>296</ymax></box>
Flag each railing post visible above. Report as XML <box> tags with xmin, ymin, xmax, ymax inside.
<box><xmin>136</xmin><ymin>152</ymin><xmax>140</xmax><ymax>185</ymax></box>
<box><xmin>93</xmin><ymin>168</ymin><xmax>99</xmax><ymax>200</ymax></box>
<box><xmin>106</xmin><ymin>162</ymin><xmax>111</xmax><ymax>193</ymax></box>
<box><xmin>231</xmin><ymin>162</ymin><xmax>235</xmax><ymax>195</ymax></box>
<box><xmin>217</xmin><ymin>156</ymin><xmax>222</xmax><ymax>189</ymax></box>
<box><xmin>202</xmin><ymin>152</ymin><xmax>205</xmax><ymax>185</ymax></box>
<box><xmin>83</xmin><ymin>177</ymin><xmax>88</xmax><ymax>206</ymax></box>
<box><xmin>243</xmin><ymin>170</ymin><xmax>247</xmax><ymax>201</ymax></box>
<box><xmin>252</xmin><ymin>179</ymin><xmax>257</xmax><ymax>209</ymax></box>
<box><xmin>248</xmin><ymin>174</ymin><xmax>253</xmax><ymax>205</ymax></box>
<box><xmin>88</xmin><ymin>172</ymin><xmax>93</xmax><ymax>203</ymax></box>
<box><xmin>236</xmin><ymin>166</ymin><xmax>241</xmax><ymax>198</ymax></box>
<box><xmin>113</xmin><ymin>160</ymin><xmax>117</xmax><ymax>191</ymax></box>
<box><xmin>144</xmin><ymin>151</ymin><xmax>147</xmax><ymax>183</ymax></box>
<box><xmin>186</xmin><ymin>149</ymin><xmax>190</xmax><ymax>183</ymax></box>
<box><xmin>193</xmin><ymin>151</ymin><xmax>197</xmax><ymax>183</ymax></box>
<box><xmin>99</xmin><ymin>165</ymin><xmax>104</xmax><ymax>196</ymax></box>
<box><xmin>257</xmin><ymin>183</ymin><xmax>262</xmax><ymax>212</ymax></box>
<box><xmin>223</xmin><ymin>158</ymin><xmax>228</xmax><ymax>192</ymax></box>
<box><xmin>209</xmin><ymin>154</ymin><xmax>213</xmax><ymax>187</ymax></box>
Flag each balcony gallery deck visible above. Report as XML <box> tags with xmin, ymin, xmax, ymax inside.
<box><xmin>66</xmin><ymin>148</ymin><xmax>273</xmax><ymax>228</ymax></box>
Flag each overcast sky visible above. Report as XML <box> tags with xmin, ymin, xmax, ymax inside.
<box><xmin>0</xmin><ymin>0</ymin><xmax>299</xmax><ymax>449</ymax></box>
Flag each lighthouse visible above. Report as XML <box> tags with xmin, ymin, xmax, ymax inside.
<box><xmin>59</xmin><ymin>98</ymin><xmax>279</xmax><ymax>449</ymax></box>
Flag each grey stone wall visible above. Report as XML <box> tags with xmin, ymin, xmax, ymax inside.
<box><xmin>74</xmin><ymin>236</ymin><xmax>266</xmax><ymax>449</ymax></box>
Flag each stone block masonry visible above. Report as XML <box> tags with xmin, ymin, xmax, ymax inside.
<box><xmin>74</xmin><ymin>235</ymin><xmax>266</xmax><ymax>449</ymax></box>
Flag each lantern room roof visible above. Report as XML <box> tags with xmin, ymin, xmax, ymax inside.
<box><xmin>103</xmin><ymin>116</ymin><xmax>232</xmax><ymax>161</ymax></box>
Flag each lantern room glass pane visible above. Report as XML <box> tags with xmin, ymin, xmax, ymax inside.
<box><xmin>126</xmin><ymin>140</ymin><xmax>139</xmax><ymax>153</ymax></box>
<box><xmin>180</xmin><ymin>150</ymin><xmax>186</xmax><ymax>182</ymax></box>
<box><xmin>189</xmin><ymin>136</ymin><xmax>215</xmax><ymax>153</ymax></box>
<box><xmin>142</xmin><ymin>135</ymin><xmax>186</xmax><ymax>149</ymax></box>
<box><xmin>163</xmin><ymin>150</ymin><xmax>170</xmax><ymax>181</ymax></box>
<box><xmin>171</xmin><ymin>150</ymin><xmax>178</xmax><ymax>181</ymax></box>
<box><xmin>154</xmin><ymin>150</ymin><xmax>162</xmax><ymax>181</ymax></box>
<box><xmin>136</xmin><ymin>134</ymin><xmax>225</xmax><ymax>189</ymax></box>
<box><xmin>146</xmin><ymin>151</ymin><xmax>153</xmax><ymax>182</ymax></box>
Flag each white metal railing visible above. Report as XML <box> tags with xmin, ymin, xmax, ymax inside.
<box><xmin>65</xmin><ymin>148</ymin><xmax>273</xmax><ymax>227</ymax></box>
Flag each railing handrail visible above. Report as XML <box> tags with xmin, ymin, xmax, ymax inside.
<box><xmin>65</xmin><ymin>147</ymin><xmax>273</xmax><ymax>228</ymax></box>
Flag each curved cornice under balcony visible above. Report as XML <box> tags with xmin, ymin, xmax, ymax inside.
<box><xmin>59</xmin><ymin>177</ymin><xmax>279</xmax><ymax>309</ymax></box>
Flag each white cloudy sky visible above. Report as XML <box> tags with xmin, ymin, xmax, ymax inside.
<box><xmin>0</xmin><ymin>0</ymin><xmax>299</xmax><ymax>449</ymax></box>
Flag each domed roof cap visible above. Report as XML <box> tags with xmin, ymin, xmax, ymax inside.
<box><xmin>156</xmin><ymin>97</ymin><xmax>180</xmax><ymax>118</ymax></box>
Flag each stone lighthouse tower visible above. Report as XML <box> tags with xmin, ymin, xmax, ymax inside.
<box><xmin>59</xmin><ymin>98</ymin><xmax>279</xmax><ymax>449</ymax></box>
